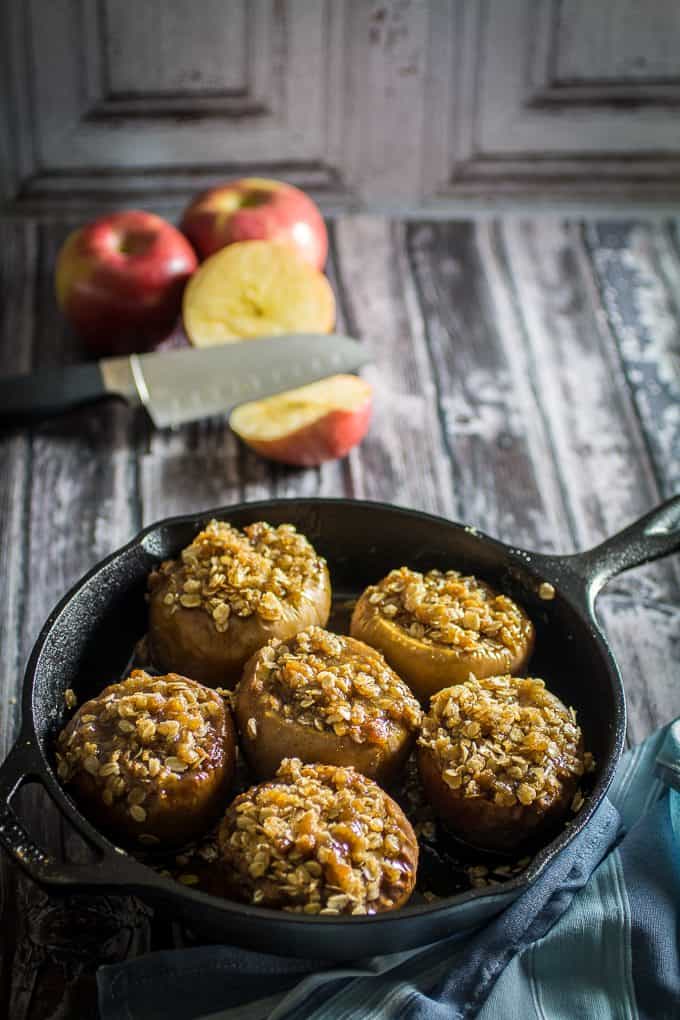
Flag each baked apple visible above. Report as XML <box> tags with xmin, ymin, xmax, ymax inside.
<box><xmin>219</xmin><ymin>758</ymin><xmax>418</xmax><ymax>914</ymax></box>
<box><xmin>182</xmin><ymin>240</ymin><xmax>335</xmax><ymax>346</ymax></box>
<box><xmin>229</xmin><ymin>374</ymin><xmax>372</xmax><ymax>466</ymax></box>
<box><xmin>55</xmin><ymin>670</ymin><xmax>236</xmax><ymax>849</ymax></box>
<box><xmin>147</xmin><ymin>520</ymin><xmax>331</xmax><ymax>687</ymax></box>
<box><xmin>417</xmin><ymin>675</ymin><xmax>585</xmax><ymax>852</ymax></box>
<box><xmin>235</xmin><ymin>626</ymin><xmax>421</xmax><ymax>782</ymax></box>
<box><xmin>180</xmin><ymin>177</ymin><xmax>328</xmax><ymax>270</ymax></box>
<box><xmin>351</xmin><ymin>567</ymin><xmax>535</xmax><ymax>703</ymax></box>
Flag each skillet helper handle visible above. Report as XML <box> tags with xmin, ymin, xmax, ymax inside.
<box><xmin>0</xmin><ymin>363</ymin><xmax>110</xmax><ymax>426</ymax></box>
<box><xmin>567</xmin><ymin>495</ymin><xmax>680</xmax><ymax>605</ymax></box>
<box><xmin>0</xmin><ymin>740</ymin><xmax>55</xmax><ymax>877</ymax></box>
<box><xmin>0</xmin><ymin>739</ymin><xmax>141</xmax><ymax>890</ymax></box>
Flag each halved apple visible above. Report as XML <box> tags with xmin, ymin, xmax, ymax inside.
<box><xmin>182</xmin><ymin>240</ymin><xmax>335</xmax><ymax>346</ymax></box>
<box><xmin>229</xmin><ymin>374</ymin><xmax>372</xmax><ymax>466</ymax></box>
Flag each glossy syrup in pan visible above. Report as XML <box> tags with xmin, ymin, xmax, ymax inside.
<box><xmin>116</xmin><ymin>591</ymin><xmax>597</xmax><ymax>908</ymax></box>
<box><xmin>14</xmin><ymin>498</ymin><xmax>633</xmax><ymax>957</ymax></box>
<box><xmin>13</xmin><ymin>492</ymin><xmax>678</xmax><ymax>956</ymax></box>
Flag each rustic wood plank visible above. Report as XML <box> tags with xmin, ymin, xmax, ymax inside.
<box><xmin>499</xmin><ymin>217</ymin><xmax>680</xmax><ymax>740</ymax></box>
<box><xmin>335</xmin><ymin>2</ymin><xmax>430</xmax><ymax>203</ymax></box>
<box><xmin>1</xmin><ymin>221</ymin><xmax>151</xmax><ymax>1020</ymax></box>
<box><xmin>1</xmin><ymin>210</ymin><xmax>679</xmax><ymax>1016</ymax></box>
<box><xmin>139</xmin><ymin>416</ymin><xmax>244</xmax><ymax>525</ymax></box>
<box><xmin>597</xmin><ymin>595</ymin><xmax>680</xmax><ymax>745</ymax></box>
<box><xmin>0</xmin><ymin>220</ymin><xmax>38</xmax><ymax>1016</ymax></box>
<box><xmin>103</xmin><ymin>0</ymin><xmax>248</xmax><ymax>95</ymax></box>
<box><xmin>333</xmin><ymin>217</ymin><xmax>455</xmax><ymax>515</ymax></box>
<box><xmin>554</xmin><ymin>0</ymin><xmax>680</xmax><ymax>82</ymax></box>
<box><xmin>20</xmin><ymin>221</ymin><xmax>140</xmax><ymax>659</ymax></box>
<box><xmin>404</xmin><ymin>220</ymin><xmax>572</xmax><ymax>547</ymax></box>
<box><xmin>584</xmin><ymin>220</ymin><xmax>680</xmax><ymax>496</ymax></box>
<box><xmin>0</xmin><ymin>221</ymin><xmax>36</xmax><ymax>756</ymax></box>
<box><xmin>499</xmin><ymin>219</ymin><xmax>674</xmax><ymax>581</ymax></box>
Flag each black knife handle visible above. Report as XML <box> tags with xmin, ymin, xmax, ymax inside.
<box><xmin>0</xmin><ymin>364</ymin><xmax>111</xmax><ymax>426</ymax></box>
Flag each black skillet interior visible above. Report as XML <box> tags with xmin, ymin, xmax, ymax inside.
<box><xmin>17</xmin><ymin>498</ymin><xmax>623</xmax><ymax>957</ymax></box>
<box><xmin>33</xmin><ymin>499</ymin><xmax>618</xmax><ymax>782</ymax></box>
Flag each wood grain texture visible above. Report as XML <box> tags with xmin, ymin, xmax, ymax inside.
<box><xmin>0</xmin><ymin>221</ymin><xmax>151</xmax><ymax>1019</ymax></box>
<box><xmin>497</xmin><ymin>218</ymin><xmax>680</xmax><ymax>742</ymax></box>
<box><xmin>103</xmin><ymin>0</ymin><xmax>248</xmax><ymax>95</ymax></box>
<box><xmin>332</xmin><ymin>218</ymin><xmax>455</xmax><ymax>513</ymax></box>
<box><xmin>583</xmin><ymin>221</ymin><xmax>680</xmax><ymax>496</ymax></box>
<box><xmin>0</xmin><ymin>212</ymin><xmax>678</xmax><ymax>1016</ymax></box>
<box><xmin>5</xmin><ymin>0</ymin><xmax>680</xmax><ymax>206</ymax></box>
<box><xmin>554</xmin><ymin>0</ymin><xmax>680</xmax><ymax>82</ymax></box>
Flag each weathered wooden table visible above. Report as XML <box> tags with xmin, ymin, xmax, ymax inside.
<box><xmin>1</xmin><ymin>215</ymin><xmax>678</xmax><ymax>1018</ymax></box>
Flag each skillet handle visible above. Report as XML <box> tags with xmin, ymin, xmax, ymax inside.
<box><xmin>0</xmin><ymin>739</ymin><xmax>54</xmax><ymax>876</ymax></box>
<box><xmin>0</xmin><ymin>737</ymin><xmax>149</xmax><ymax>890</ymax></box>
<box><xmin>564</xmin><ymin>495</ymin><xmax>680</xmax><ymax>606</ymax></box>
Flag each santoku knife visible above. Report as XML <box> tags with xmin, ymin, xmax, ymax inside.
<box><xmin>0</xmin><ymin>334</ymin><xmax>370</xmax><ymax>429</ymax></box>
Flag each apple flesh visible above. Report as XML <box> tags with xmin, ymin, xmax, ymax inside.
<box><xmin>180</xmin><ymin>177</ymin><xmax>328</xmax><ymax>270</ymax></box>
<box><xmin>229</xmin><ymin>374</ymin><xmax>372</xmax><ymax>466</ymax></box>
<box><xmin>182</xmin><ymin>240</ymin><xmax>335</xmax><ymax>346</ymax></box>
<box><xmin>55</xmin><ymin>210</ymin><xmax>198</xmax><ymax>355</ymax></box>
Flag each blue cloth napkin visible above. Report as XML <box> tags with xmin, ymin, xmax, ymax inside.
<box><xmin>98</xmin><ymin>721</ymin><xmax>680</xmax><ymax>1020</ymax></box>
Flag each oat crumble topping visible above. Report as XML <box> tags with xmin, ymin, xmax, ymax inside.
<box><xmin>419</xmin><ymin>675</ymin><xmax>584</xmax><ymax>808</ymax></box>
<box><xmin>220</xmin><ymin>758</ymin><xmax>417</xmax><ymax>914</ymax></box>
<box><xmin>56</xmin><ymin>670</ymin><xmax>228</xmax><ymax>825</ymax></box>
<box><xmin>250</xmin><ymin>627</ymin><xmax>422</xmax><ymax>744</ymax></box>
<box><xmin>148</xmin><ymin>520</ymin><xmax>327</xmax><ymax>629</ymax></box>
<box><xmin>363</xmin><ymin>567</ymin><xmax>531</xmax><ymax>654</ymax></box>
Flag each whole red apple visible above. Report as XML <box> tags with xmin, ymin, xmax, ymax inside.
<box><xmin>55</xmin><ymin>210</ymin><xmax>198</xmax><ymax>355</ymax></box>
<box><xmin>180</xmin><ymin>178</ymin><xmax>328</xmax><ymax>270</ymax></box>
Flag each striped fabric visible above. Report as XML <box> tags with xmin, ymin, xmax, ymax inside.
<box><xmin>98</xmin><ymin>722</ymin><xmax>680</xmax><ymax>1020</ymax></box>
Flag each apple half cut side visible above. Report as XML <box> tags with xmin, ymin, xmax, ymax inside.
<box><xmin>183</xmin><ymin>240</ymin><xmax>335</xmax><ymax>346</ymax></box>
<box><xmin>229</xmin><ymin>374</ymin><xmax>372</xmax><ymax>467</ymax></box>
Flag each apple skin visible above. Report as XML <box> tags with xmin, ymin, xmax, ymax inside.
<box><xmin>180</xmin><ymin>178</ymin><xmax>328</xmax><ymax>270</ymax></box>
<box><xmin>231</xmin><ymin>389</ymin><xmax>372</xmax><ymax>467</ymax></box>
<box><xmin>55</xmin><ymin>210</ymin><xmax>198</xmax><ymax>355</ymax></box>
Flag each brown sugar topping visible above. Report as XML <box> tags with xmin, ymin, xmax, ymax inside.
<box><xmin>250</xmin><ymin>627</ymin><xmax>422</xmax><ymax>744</ymax></box>
<box><xmin>364</xmin><ymin>567</ymin><xmax>530</xmax><ymax>655</ymax></box>
<box><xmin>418</xmin><ymin>675</ymin><xmax>584</xmax><ymax>808</ymax></box>
<box><xmin>56</xmin><ymin>670</ymin><xmax>228</xmax><ymax>823</ymax></box>
<box><xmin>148</xmin><ymin>520</ymin><xmax>327</xmax><ymax>631</ymax></box>
<box><xmin>220</xmin><ymin>759</ymin><xmax>417</xmax><ymax>914</ymax></box>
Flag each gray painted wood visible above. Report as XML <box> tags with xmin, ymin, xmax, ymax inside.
<box><xmin>498</xmin><ymin>218</ymin><xmax>680</xmax><ymax>743</ymax></box>
<box><xmin>104</xmin><ymin>0</ymin><xmax>248</xmax><ymax>95</ymax></box>
<box><xmin>584</xmin><ymin>221</ymin><xmax>680</xmax><ymax>497</ymax></box>
<box><xmin>0</xmin><ymin>221</ymin><xmax>151</xmax><ymax>1018</ymax></box>
<box><xmin>0</xmin><ymin>211</ymin><xmax>678</xmax><ymax>1014</ymax></box>
<box><xmin>554</xmin><ymin>0</ymin><xmax>680</xmax><ymax>81</ymax></box>
<box><xmin>332</xmin><ymin>218</ymin><xmax>455</xmax><ymax>513</ymax></box>
<box><xmin>4</xmin><ymin>0</ymin><xmax>680</xmax><ymax>207</ymax></box>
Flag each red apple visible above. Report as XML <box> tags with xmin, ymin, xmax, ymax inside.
<box><xmin>229</xmin><ymin>374</ymin><xmax>372</xmax><ymax>467</ymax></box>
<box><xmin>55</xmin><ymin>210</ymin><xmax>198</xmax><ymax>355</ymax></box>
<box><xmin>180</xmin><ymin>178</ymin><xmax>328</xmax><ymax>270</ymax></box>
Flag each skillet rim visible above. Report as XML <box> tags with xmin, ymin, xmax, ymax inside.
<box><xmin>19</xmin><ymin>496</ymin><xmax>626</xmax><ymax>925</ymax></box>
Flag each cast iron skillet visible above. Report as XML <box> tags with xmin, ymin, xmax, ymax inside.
<box><xmin>0</xmin><ymin>497</ymin><xmax>678</xmax><ymax>961</ymax></box>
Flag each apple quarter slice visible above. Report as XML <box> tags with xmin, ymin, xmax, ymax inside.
<box><xmin>229</xmin><ymin>374</ymin><xmax>372</xmax><ymax>466</ymax></box>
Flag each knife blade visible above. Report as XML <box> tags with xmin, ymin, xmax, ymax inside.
<box><xmin>0</xmin><ymin>334</ymin><xmax>370</xmax><ymax>429</ymax></box>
